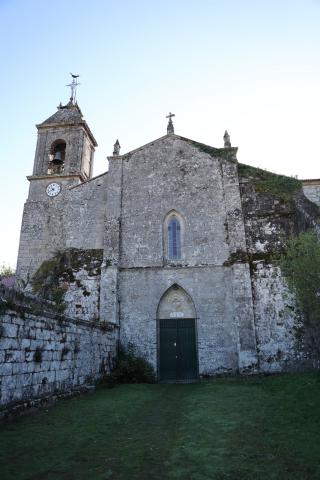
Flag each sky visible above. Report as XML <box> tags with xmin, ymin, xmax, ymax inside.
<box><xmin>1</xmin><ymin>0</ymin><xmax>320</xmax><ymax>269</ymax></box>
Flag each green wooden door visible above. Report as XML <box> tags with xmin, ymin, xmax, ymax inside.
<box><xmin>159</xmin><ymin>318</ymin><xmax>198</xmax><ymax>381</ymax></box>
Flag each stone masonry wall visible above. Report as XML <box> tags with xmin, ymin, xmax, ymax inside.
<box><xmin>0</xmin><ymin>309</ymin><xmax>117</xmax><ymax>414</ymax></box>
<box><xmin>65</xmin><ymin>173</ymin><xmax>108</xmax><ymax>251</ymax></box>
<box><xmin>252</xmin><ymin>262</ymin><xmax>298</xmax><ymax>372</ymax></box>
<box><xmin>120</xmin><ymin>267</ymin><xmax>238</xmax><ymax>375</ymax></box>
<box><xmin>17</xmin><ymin>171</ymin><xmax>107</xmax><ymax>289</ymax></box>
<box><xmin>17</xmin><ymin>191</ymin><xmax>65</xmax><ymax>285</ymax></box>
<box><xmin>239</xmin><ymin>174</ymin><xmax>320</xmax><ymax>370</ymax></box>
<box><xmin>63</xmin><ymin>267</ymin><xmax>101</xmax><ymax>321</ymax></box>
<box><xmin>116</xmin><ymin>135</ymin><xmax>257</xmax><ymax>375</ymax></box>
<box><xmin>302</xmin><ymin>181</ymin><xmax>320</xmax><ymax>207</ymax></box>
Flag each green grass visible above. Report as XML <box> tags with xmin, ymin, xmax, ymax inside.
<box><xmin>1</xmin><ymin>373</ymin><xmax>320</xmax><ymax>479</ymax></box>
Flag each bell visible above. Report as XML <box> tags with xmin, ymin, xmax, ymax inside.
<box><xmin>53</xmin><ymin>150</ymin><xmax>63</xmax><ymax>164</ymax></box>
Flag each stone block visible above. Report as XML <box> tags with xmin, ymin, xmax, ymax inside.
<box><xmin>21</xmin><ymin>338</ymin><xmax>31</xmax><ymax>349</ymax></box>
<box><xmin>3</xmin><ymin>323</ymin><xmax>18</xmax><ymax>338</ymax></box>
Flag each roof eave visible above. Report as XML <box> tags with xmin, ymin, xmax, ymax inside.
<box><xmin>36</xmin><ymin>120</ymin><xmax>98</xmax><ymax>147</ymax></box>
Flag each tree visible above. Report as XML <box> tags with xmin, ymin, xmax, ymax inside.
<box><xmin>0</xmin><ymin>263</ymin><xmax>15</xmax><ymax>277</ymax></box>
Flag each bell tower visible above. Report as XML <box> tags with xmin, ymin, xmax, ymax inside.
<box><xmin>16</xmin><ymin>77</ymin><xmax>97</xmax><ymax>285</ymax></box>
<box><xmin>31</xmin><ymin>99</ymin><xmax>97</xmax><ymax>185</ymax></box>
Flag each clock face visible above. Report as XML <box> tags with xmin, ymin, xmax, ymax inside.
<box><xmin>46</xmin><ymin>182</ymin><xmax>61</xmax><ymax>197</ymax></box>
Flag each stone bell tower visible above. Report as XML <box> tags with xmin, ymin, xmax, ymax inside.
<box><xmin>32</xmin><ymin>101</ymin><xmax>97</xmax><ymax>182</ymax></box>
<box><xmin>16</xmin><ymin>77</ymin><xmax>97</xmax><ymax>285</ymax></box>
<box><xmin>32</xmin><ymin>83</ymin><xmax>97</xmax><ymax>185</ymax></box>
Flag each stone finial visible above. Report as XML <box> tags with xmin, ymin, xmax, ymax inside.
<box><xmin>166</xmin><ymin>112</ymin><xmax>175</xmax><ymax>134</ymax></box>
<box><xmin>113</xmin><ymin>139</ymin><xmax>121</xmax><ymax>156</ymax></box>
<box><xmin>223</xmin><ymin>130</ymin><xmax>231</xmax><ymax>148</ymax></box>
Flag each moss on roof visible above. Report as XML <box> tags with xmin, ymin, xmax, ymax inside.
<box><xmin>179</xmin><ymin>137</ymin><xmax>238</xmax><ymax>162</ymax></box>
<box><xmin>238</xmin><ymin>163</ymin><xmax>302</xmax><ymax>202</ymax></box>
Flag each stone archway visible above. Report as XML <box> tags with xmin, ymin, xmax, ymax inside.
<box><xmin>157</xmin><ymin>284</ymin><xmax>198</xmax><ymax>382</ymax></box>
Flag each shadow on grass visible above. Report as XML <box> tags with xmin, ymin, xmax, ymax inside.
<box><xmin>0</xmin><ymin>373</ymin><xmax>320</xmax><ymax>480</ymax></box>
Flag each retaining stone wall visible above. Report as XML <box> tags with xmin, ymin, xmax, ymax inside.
<box><xmin>302</xmin><ymin>183</ymin><xmax>320</xmax><ymax>208</ymax></box>
<box><xmin>0</xmin><ymin>309</ymin><xmax>117</xmax><ymax>416</ymax></box>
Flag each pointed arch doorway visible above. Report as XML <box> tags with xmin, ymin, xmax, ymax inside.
<box><xmin>157</xmin><ymin>285</ymin><xmax>198</xmax><ymax>382</ymax></box>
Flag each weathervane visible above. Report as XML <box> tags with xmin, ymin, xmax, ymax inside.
<box><xmin>166</xmin><ymin>112</ymin><xmax>175</xmax><ymax>134</ymax></box>
<box><xmin>66</xmin><ymin>73</ymin><xmax>80</xmax><ymax>104</ymax></box>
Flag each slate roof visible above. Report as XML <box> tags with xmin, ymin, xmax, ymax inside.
<box><xmin>39</xmin><ymin>101</ymin><xmax>83</xmax><ymax>126</ymax></box>
<box><xmin>37</xmin><ymin>101</ymin><xmax>98</xmax><ymax>146</ymax></box>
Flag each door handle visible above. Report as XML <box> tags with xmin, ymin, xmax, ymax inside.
<box><xmin>173</xmin><ymin>342</ymin><xmax>176</xmax><ymax>347</ymax></box>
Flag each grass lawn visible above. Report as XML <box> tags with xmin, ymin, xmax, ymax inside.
<box><xmin>0</xmin><ymin>373</ymin><xmax>320</xmax><ymax>480</ymax></box>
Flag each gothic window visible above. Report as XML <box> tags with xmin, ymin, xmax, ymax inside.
<box><xmin>168</xmin><ymin>216</ymin><xmax>181</xmax><ymax>260</ymax></box>
<box><xmin>48</xmin><ymin>140</ymin><xmax>66</xmax><ymax>174</ymax></box>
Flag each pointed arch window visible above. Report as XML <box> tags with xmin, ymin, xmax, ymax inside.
<box><xmin>168</xmin><ymin>216</ymin><xmax>181</xmax><ymax>260</ymax></box>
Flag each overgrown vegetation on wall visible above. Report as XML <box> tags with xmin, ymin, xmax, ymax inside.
<box><xmin>238</xmin><ymin>163</ymin><xmax>302</xmax><ymax>202</ymax></box>
<box><xmin>183</xmin><ymin>137</ymin><xmax>237</xmax><ymax>162</ymax></box>
<box><xmin>277</xmin><ymin>231</ymin><xmax>320</xmax><ymax>364</ymax></box>
<box><xmin>0</xmin><ymin>285</ymin><xmax>56</xmax><ymax>317</ymax></box>
<box><xmin>31</xmin><ymin>248</ymin><xmax>103</xmax><ymax>309</ymax></box>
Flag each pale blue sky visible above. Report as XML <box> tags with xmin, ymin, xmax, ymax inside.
<box><xmin>1</xmin><ymin>0</ymin><xmax>320</xmax><ymax>268</ymax></box>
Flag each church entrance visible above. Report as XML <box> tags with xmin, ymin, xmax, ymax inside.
<box><xmin>159</xmin><ymin>318</ymin><xmax>197</xmax><ymax>381</ymax></box>
<box><xmin>157</xmin><ymin>285</ymin><xmax>198</xmax><ymax>382</ymax></box>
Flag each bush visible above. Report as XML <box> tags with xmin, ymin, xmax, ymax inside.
<box><xmin>109</xmin><ymin>343</ymin><xmax>155</xmax><ymax>384</ymax></box>
<box><xmin>277</xmin><ymin>231</ymin><xmax>320</xmax><ymax>364</ymax></box>
<box><xmin>0</xmin><ymin>264</ymin><xmax>15</xmax><ymax>276</ymax></box>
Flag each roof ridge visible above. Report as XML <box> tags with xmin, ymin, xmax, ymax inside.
<box><xmin>109</xmin><ymin>133</ymin><xmax>237</xmax><ymax>161</ymax></box>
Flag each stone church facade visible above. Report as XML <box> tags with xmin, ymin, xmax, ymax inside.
<box><xmin>15</xmin><ymin>96</ymin><xmax>320</xmax><ymax>381</ymax></box>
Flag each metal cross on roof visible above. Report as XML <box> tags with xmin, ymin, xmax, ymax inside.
<box><xmin>66</xmin><ymin>73</ymin><xmax>80</xmax><ymax>104</ymax></box>
<box><xmin>166</xmin><ymin>112</ymin><xmax>175</xmax><ymax>120</ymax></box>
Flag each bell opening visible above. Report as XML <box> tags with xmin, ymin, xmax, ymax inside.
<box><xmin>48</xmin><ymin>140</ymin><xmax>66</xmax><ymax>174</ymax></box>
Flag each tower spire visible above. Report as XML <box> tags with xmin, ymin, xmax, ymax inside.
<box><xmin>166</xmin><ymin>112</ymin><xmax>175</xmax><ymax>134</ymax></box>
<box><xmin>223</xmin><ymin>130</ymin><xmax>231</xmax><ymax>148</ymax></box>
<box><xmin>66</xmin><ymin>73</ymin><xmax>80</xmax><ymax>104</ymax></box>
<box><xmin>113</xmin><ymin>139</ymin><xmax>121</xmax><ymax>156</ymax></box>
